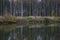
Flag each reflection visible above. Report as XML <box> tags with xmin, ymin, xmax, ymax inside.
<box><xmin>36</xmin><ymin>35</ymin><xmax>42</xmax><ymax>40</ymax></box>
<box><xmin>24</xmin><ymin>38</ymin><xmax>27</xmax><ymax>40</ymax></box>
<box><xmin>0</xmin><ymin>25</ymin><xmax>59</xmax><ymax>40</ymax></box>
<box><xmin>50</xmin><ymin>37</ymin><xmax>52</xmax><ymax>40</ymax></box>
<box><xmin>8</xmin><ymin>33</ymin><xmax>12</xmax><ymax>40</ymax></box>
<box><xmin>38</xmin><ymin>0</ymin><xmax>41</xmax><ymax>2</ymax></box>
<box><xmin>8</xmin><ymin>31</ymin><xmax>17</xmax><ymax>40</ymax></box>
<box><xmin>50</xmin><ymin>36</ymin><xmax>54</xmax><ymax>40</ymax></box>
<box><xmin>13</xmin><ymin>31</ymin><xmax>17</xmax><ymax>40</ymax></box>
<box><xmin>7</xmin><ymin>27</ymin><xmax>55</xmax><ymax>40</ymax></box>
<box><xmin>0</xmin><ymin>24</ymin><xmax>17</xmax><ymax>32</ymax></box>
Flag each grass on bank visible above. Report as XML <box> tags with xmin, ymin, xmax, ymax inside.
<box><xmin>0</xmin><ymin>14</ymin><xmax>60</xmax><ymax>25</ymax></box>
<box><xmin>0</xmin><ymin>14</ymin><xmax>18</xmax><ymax>24</ymax></box>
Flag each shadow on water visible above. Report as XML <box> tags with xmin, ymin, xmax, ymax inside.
<box><xmin>0</xmin><ymin>24</ymin><xmax>60</xmax><ymax>40</ymax></box>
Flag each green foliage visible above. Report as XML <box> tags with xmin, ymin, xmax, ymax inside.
<box><xmin>43</xmin><ymin>18</ymin><xmax>50</xmax><ymax>25</ymax></box>
<box><xmin>26</xmin><ymin>18</ymin><xmax>32</xmax><ymax>21</ymax></box>
<box><xmin>0</xmin><ymin>19</ymin><xmax>3</xmax><ymax>22</ymax></box>
<box><xmin>55</xmin><ymin>18</ymin><xmax>60</xmax><ymax>20</ymax></box>
<box><xmin>21</xmin><ymin>17</ymin><xmax>32</xmax><ymax>21</ymax></box>
<box><xmin>3</xmin><ymin>14</ymin><xmax>18</xmax><ymax>22</ymax></box>
<box><xmin>51</xmin><ymin>10</ymin><xmax>57</xmax><ymax>17</ymax></box>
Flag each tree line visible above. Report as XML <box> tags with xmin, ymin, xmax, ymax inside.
<box><xmin>0</xmin><ymin>0</ymin><xmax>60</xmax><ymax>16</ymax></box>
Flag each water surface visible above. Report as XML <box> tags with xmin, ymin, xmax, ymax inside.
<box><xmin>0</xmin><ymin>24</ymin><xmax>60</xmax><ymax>40</ymax></box>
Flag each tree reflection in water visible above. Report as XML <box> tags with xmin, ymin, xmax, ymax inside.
<box><xmin>7</xmin><ymin>27</ymin><xmax>55</xmax><ymax>40</ymax></box>
<box><xmin>8</xmin><ymin>33</ymin><xmax>11</xmax><ymax>40</ymax></box>
<box><xmin>0</xmin><ymin>25</ymin><xmax>60</xmax><ymax>40</ymax></box>
<box><xmin>36</xmin><ymin>35</ymin><xmax>42</xmax><ymax>40</ymax></box>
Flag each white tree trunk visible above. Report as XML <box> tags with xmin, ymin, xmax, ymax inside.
<box><xmin>21</xmin><ymin>0</ymin><xmax>23</xmax><ymax>16</ymax></box>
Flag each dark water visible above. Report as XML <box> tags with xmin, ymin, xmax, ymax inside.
<box><xmin>0</xmin><ymin>25</ymin><xmax>60</xmax><ymax>40</ymax></box>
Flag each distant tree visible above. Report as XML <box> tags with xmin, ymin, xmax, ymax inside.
<box><xmin>16</xmin><ymin>0</ymin><xmax>24</xmax><ymax>16</ymax></box>
<box><xmin>51</xmin><ymin>10</ymin><xmax>57</xmax><ymax>17</ymax></box>
<box><xmin>0</xmin><ymin>0</ymin><xmax>10</xmax><ymax>15</ymax></box>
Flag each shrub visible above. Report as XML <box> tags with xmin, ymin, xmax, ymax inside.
<box><xmin>43</xmin><ymin>18</ymin><xmax>50</xmax><ymax>25</ymax></box>
<box><xmin>0</xmin><ymin>19</ymin><xmax>3</xmax><ymax>22</ymax></box>
<box><xmin>3</xmin><ymin>14</ymin><xmax>18</xmax><ymax>22</ymax></box>
<box><xmin>22</xmin><ymin>18</ymin><xmax>32</xmax><ymax>20</ymax></box>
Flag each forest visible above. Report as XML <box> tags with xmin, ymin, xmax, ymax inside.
<box><xmin>0</xmin><ymin>0</ymin><xmax>60</xmax><ymax>16</ymax></box>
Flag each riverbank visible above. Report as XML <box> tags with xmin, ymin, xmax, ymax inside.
<box><xmin>0</xmin><ymin>16</ymin><xmax>60</xmax><ymax>19</ymax></box>
<box><xmin>0</xmin><ymin>16</ymin><xmax>60</xmax><ymax>24</ymax></box>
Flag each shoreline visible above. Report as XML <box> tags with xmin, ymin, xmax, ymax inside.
<box><xmin>0</xmin><ymin>16</ymin><xmax>60</xmax><ymax>19</ymax></box>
